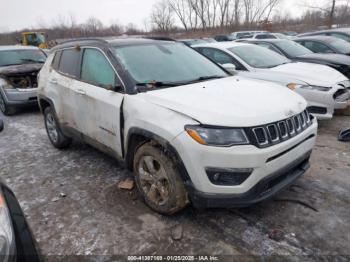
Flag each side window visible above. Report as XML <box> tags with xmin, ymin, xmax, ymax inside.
<box><xmin>329</xmin><ymin>32</ymin><xmax>350</xmax><ymax>41</ymax></box>
<box><xmin>81</xmin><ymin>49</ymin><xmax>120</xmax><ymax>89</ymax></box>
<box><xmin>51</xmin><ymin>51</ymin><xmax>61</xmax><ymax>70</ymax></box>
<box><xmin>58</xmin><ymin>49</ymin><xmax>81</xmax><ymax>77</ymax></box>
<box><xmin>201</xmin><ymin>48</ymin><xmax>246</xmax><ymax>70</ymax></box>
<box><xmin>303</xmin><ymin>41</ymin><xmax>333</xmax><ymax>53</ymax></box>
<box><xmin>256</xmin><ymin>43</ymin><xmax>281</xmax><ymax>53</ymax></box>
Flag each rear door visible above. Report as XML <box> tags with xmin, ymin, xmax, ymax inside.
<box><xmin>75</xmin><ymin>47</ymin><xmax>124</xmax><ymax>157</ymax></box>
<box><xmin>51</xmin><ymin>48</ymin><xmax>82</xmax><ymax>129</ymax></box>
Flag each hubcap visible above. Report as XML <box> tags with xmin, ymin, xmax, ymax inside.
<box><xmin>0</xmin><ymin>96</ymin><xmax>5</xmax><ymax>112</ymax></box>
<box><xmin>46</xmin><ymin>113</ymin><xmax>59</xmax><ymax>143</ymax></box>
<box><xmin>138</xmin><ymin>155</ymin><xmax>170</xmax><ymax>206</ymax></box>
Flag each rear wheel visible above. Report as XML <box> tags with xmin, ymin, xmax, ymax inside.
<box><xmin>0</xmin><ymin>94</ymin><xmax>16</xmax><ymax>116</ymax></box>
<box><xmin>133</xmin><ymin>142</ymin><xmax>189</xmax><ymax>214</ymax></box>
<box><xmin>44</xmin><ymin>107</ymin><xmax>71</xmax><ymax>149</ymax></box>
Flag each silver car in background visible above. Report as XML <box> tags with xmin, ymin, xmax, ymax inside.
<box><xmin>0</xmin><ymin>46</ymin><xmax>46</xmax><ymax>115</ymax></box>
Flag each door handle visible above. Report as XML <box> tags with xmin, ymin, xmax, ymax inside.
<box><xmin>76</xmin><ymin>89</ymin><xmax>86</xmax><ymax>95</ymax></box>
<box><xmin>49</xmin><ymin>78</ymin><xmax>58</xmax><ymax>84</ymax></box>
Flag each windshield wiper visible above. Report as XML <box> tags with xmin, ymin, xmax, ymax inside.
<box><xmin>182</xmin><ymin>75</ymin><xmax>225</xmax><ymax>84</ymax></box>
<box><xmin>136</xmin><ymin>81</ymin><xmax>180</xmax><ymax>92</ymax></box>
<box><xmin>20</xmin><ymin>59</ymin><xmax>45</xmax><ymax>64</ymax></box>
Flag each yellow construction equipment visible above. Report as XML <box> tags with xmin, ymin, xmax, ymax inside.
<box><xmin>21</xmin><ymin>32</ymin><xmax>49</xmax><ymax>49</ymax></box>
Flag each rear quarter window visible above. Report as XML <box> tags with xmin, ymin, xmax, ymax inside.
<box><xmin>51</xmin><ymin>51</ymin><xmax>61</xmax><ymax>70</ymax></box>
<box><xmin>58</xmin><ymin>49</ymin><xmax>81</xmax><ymax>78</ymax></box>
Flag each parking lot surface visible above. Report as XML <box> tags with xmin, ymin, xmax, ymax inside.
<box><xmin>0</xmin><ymin>109</ymin><xmax>349</xmax><ymax>260</ymax></box>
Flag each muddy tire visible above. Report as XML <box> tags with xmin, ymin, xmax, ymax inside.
<box><xmin>44</xmin><ymin>107</ymin><xmax>71</xmax><ymax>149</ymax></box>
<box><xmin>133</xmin><ymin>142</ymin><xmax>189</xmax><ymax>215</ymax></box>
<box><xmin>0</xmin><ymin>94</ymin><xmax>16</xmax><ymax>116</ymax></box>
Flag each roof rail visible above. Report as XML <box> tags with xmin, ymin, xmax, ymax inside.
<box><xmin>56</xmin><ymin>37</ymin><xmax>108</xmax><ymax>45</ymax></box>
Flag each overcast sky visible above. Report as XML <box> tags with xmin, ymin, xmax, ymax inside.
<box><xmin>0</xmin><ymin>0</ymin><xmax>314</xmax><ymax>33</ymax></box>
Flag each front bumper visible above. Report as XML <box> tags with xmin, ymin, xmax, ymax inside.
<box><xmin>188</xmin><ymin>151</ymin><xmax>311</xmax><ymax>208</ymax></box>
<box><xmin>172</xmin><ymin>120</ymin><xmax>317</xmax><ymax>203</ymax></box>
<box><xmin>0</xmin><ymin>88</ymin><xmax>38</xmax><ymax>107</ymax></box>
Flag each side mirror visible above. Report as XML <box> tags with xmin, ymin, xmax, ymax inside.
<box><xmin>222</xmin><ymin>63</ymin><xmax>237</xmax><ymax>74</ymax></box>
<box><xmin>0</xmin><ymin>119</ymin><xmax>4</xmax><ymax>132</ymax></box>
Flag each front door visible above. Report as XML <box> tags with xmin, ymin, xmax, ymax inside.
<box><xmin>74</xmin><ymin>48</ymin><xmax>124</xmax><ymax>157</ymax></box>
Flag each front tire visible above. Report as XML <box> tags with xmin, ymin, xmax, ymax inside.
<box><xmin>0</xmin><ymin>94</ymin><xmax>16</xmax><ymax>116</ymax></box>
<box><xmin>133</xmin><ymin>142</ymin><xmax>189</xmax><ymax>215</ymax></box>
<box><xmin>44</xmin><ymin>107</ymin><xmax>71</xmax><ymax>149</ymax></box>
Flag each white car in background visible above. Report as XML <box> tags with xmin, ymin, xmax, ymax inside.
<box><xmin>194</xmin><ymin>42</ymin><xmax>350</xmax><ymax>119</ymax></box>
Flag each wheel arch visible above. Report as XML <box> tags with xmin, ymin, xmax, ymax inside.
<box><xmin>125</xmin><ymin>127</ymin><xmax>193</xmax><ymax>186</ymax></box>
<box><xmin>38</xmin><ymin>95</ymin><xmax>55</xmax><ymax>114</ymax></box>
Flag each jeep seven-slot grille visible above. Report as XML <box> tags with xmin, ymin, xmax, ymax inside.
<box><xmin>248</xmin><ymin>110</ymin><xmax>312</xmax><ymax>148</ymax></box>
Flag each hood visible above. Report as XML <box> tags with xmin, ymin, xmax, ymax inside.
<box><xmin>139</xmin><ymin>76</ymin><xmax>306</xmax><ymax>127</ymax></box>
<box><xmin>237</xmin><ymin>70</ymin><xmax>307</xmax><ymax>86</ymax></box>
<box><xmin>297</xmin><ymin>53</ymin><xmax>350</xmax><ymax>65</ymax></box>
<box><xmin>0</xmin><ymin>63</ymin><xmax>43</xmax><ymax>77</ymax></box>
<box><xmin>268</xmin><ymin>62</ymin><xmax>348</xmax><ymax>87</ymax></box>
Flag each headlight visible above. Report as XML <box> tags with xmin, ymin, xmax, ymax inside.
<box><xmin>185</xmin><ymin>125</ymin><xmax>249</xmax><ymax>146</ymax></box>
<box><xmin>0</xmin><ymin>187</ymin><xmax>15</xmax><ymax>261</ymax></box>
<box><xmin>287</xmin><ymin>83</ymin><xmax>331</xmax><ymax>91</ymax></box>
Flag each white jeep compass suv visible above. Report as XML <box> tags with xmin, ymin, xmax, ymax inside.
<box><xmin>38</xmin><ymin>38</ymin><xmax>317</xmax><ymax>214</ymax></box>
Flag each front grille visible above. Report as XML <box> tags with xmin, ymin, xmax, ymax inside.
<box><xmin>247</xmin><ymin>109</ymin><xmax>312</xmax><ymax>148</ymax></box>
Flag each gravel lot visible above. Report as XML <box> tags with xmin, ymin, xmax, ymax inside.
<box><xmin>0</xmin><ymin>108</ymin><xmax>350</xmax><ymax>261</ymax></box>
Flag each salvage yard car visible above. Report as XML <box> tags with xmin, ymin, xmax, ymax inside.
<box><xmin>295</xmin><ymin>36</ymin><xmax>350</xmax><ymax>55</ymax></box>
<box><xmin>0</xmin><ymin>118</ymin><xmax>40</xmax><ymax>262</ymax></box>
<box><xmin>245</xmin><ymin>39</ymin><xmax>350</xmax><ymax>79</ymax></box>
<box><xmin>38</xmin><ymin>38</ymin><xmax>317</xmax><ymax>214</ymax></box>
<box><xmin>194</xmin><ymin>42</ymin><xmax>350</xmax><ymax>119</ymax></box>
<box><xmin>0</xmin><ymin>46</ymin><xmax>47</xmax><ymax>115</ymax></box>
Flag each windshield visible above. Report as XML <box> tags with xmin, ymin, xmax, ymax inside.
<box><xmin>0</xmin><ymin>49</ymin><xmax>46</xmax><ymax>67</ymax></box>
<box><xmin>275</xmin><ymin>40</ymin><xmax>313</xmax><ymax>57</ymax></box>
<box><xmin>329</xmin><ymin>39</ymin><xmax>350</xmax><ymax>54</ymax></box>
<box><xmin>113</xmin><ymin>42</ymin><xmax>227</xmax><ymax>84</ymax></box>
<box><xmin>228</xmin><ymin>44</ymin><xmax>290</xmax><ymax>68</ymax></box>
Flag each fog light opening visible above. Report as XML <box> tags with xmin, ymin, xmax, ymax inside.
<box><xmin>206</xmin><ymin>168</ymin><xmax>253</xmax><ymax>186</ymax></box>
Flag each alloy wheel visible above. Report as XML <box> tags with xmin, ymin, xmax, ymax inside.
<box><xmin>0</xmin><ymin>95</ymin><xmax>5</xmax><ymax>113</ymax></box>
<box><xmin>46</xmin><ymin>113</ymin><xmax>59</xmax><ymax>143</ymax></box>
<box><xmin>138</xmin><ymin>155</ymin><xmax>170</xmax><ymax>206</ymax></box>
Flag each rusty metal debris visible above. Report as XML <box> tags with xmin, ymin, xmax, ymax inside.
<box><xmin>268</xmin><ymin>228</ymin><xmax>284</xmax><ymax>241</ymax></box>
<box><xmin>118</xmin><ymin>179</ymin><xmax>135</xmax><ymax>190</ymax></box>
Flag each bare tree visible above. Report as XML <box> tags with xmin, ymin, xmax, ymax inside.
<box><xmin>304</xmin><ymin>0</ymin><xmax>349</xmax><ymax>28</ymax></box>
<box><xmin>151</xmin><ymin>0</ymin><xmax>175</xmax><ymax>33</ymax></box>
<box><xmin>169</xmin><ymin>0</ymin><xmax>190</xmax><ymax>31</ymax></box>
<box><xmin>84</xmin><ymin>16</ymin><xmax>104</xmax><ymax>36</ymax></box>
<box><xmin>217</xmin><ymin>0</ymin><xmax>231</xmax><ymax>27</ymax></box>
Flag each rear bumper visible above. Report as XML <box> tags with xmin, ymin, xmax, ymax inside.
<box><xmin>189</xmin><ymin>151</ymin><xmax>311</xmax><ymax>208</ymax></box>
<box><xmin>0</xmin><ymin>88</ymin><xmax>38</xmax><ymax>107</ymax></box>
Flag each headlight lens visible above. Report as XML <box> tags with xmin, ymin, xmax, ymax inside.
<box><xmin>185</xmin><ymin>125</ymin><xmax>249</xmax><ymax>146</ymax></box>
<box><xmin>0</xmin><ymin>187</ymin><xmax>15</xmax><ymax>260</ymax></box>
<box><xmin>287</xmin><ymin>83</ymin><xmax>331</xmax><ymax>92</ymax></box>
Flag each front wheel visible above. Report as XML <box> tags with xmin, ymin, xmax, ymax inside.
<box><xmin>133</xmin><ymin>142</ymin><xmax>189</xmax><ymax>215</ymax></box>
<box><xmin>44</xmin><ymin>107</ymin><xmax>71</xmax><ymax>149</ymax></box>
